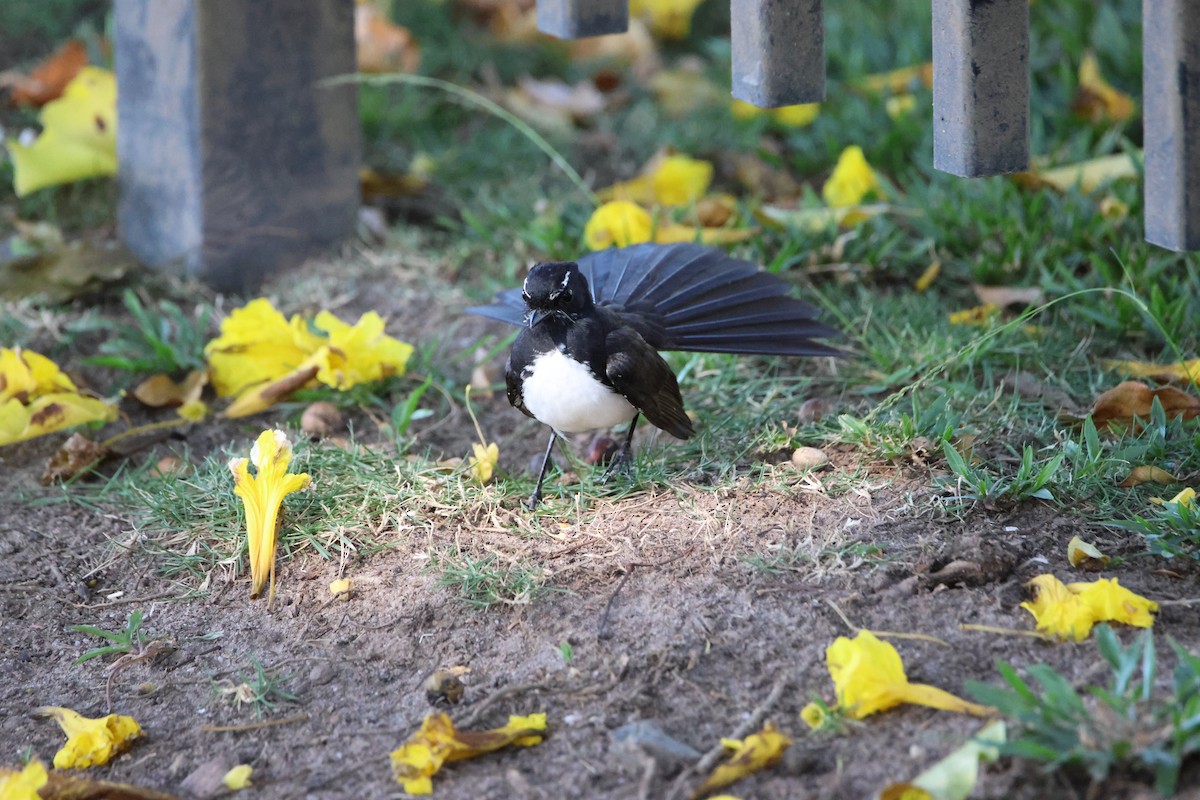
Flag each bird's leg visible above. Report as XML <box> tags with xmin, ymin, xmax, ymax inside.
<box><xmin>526</xmin><ymin>430</ymin><xmax>558</xmax><ymax>509</ymax></box>
<box><xmin>602</xmin><ymin>414</ymin><xmax>640</xmax><ymax>483</ymax></box>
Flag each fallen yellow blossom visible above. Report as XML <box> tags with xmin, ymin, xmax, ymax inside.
<box><xmin>914</xmin><ymin>260</ymin><xmax>941</xmax><ymax>292</ymax></box>
<box><xmin>8</xmin><ymin>67</ymin><xmax>117</xmax><ymax>196</ymax></box>
<box><xmin>0</xmin><ymin>347</ymin><xmax>117</xmax><ymax>446</ymax></box>
<box><xmin>692</xmin><ymin>723</ymin><xmax>791</xmax><ymax>799</ymax></box>
<box><xmin>229</xmin><ymin>429</ymin><xmax>313</xmax><ymax>601</ymax></box>
<box><xmin>629</xmin><ymin>0</ymin><xmax>705</xmax><ymax>38</ymax></box>
<box><xmin>1071</xmin><ymin>51</ymin><xmax>1136</xmax><ymax>123</ymax></box>
<box><xmin>36</xmin><ymin>706</ymin><xmax>142</xmax><ymax>769</ymax></box>
<box><xmin>948</xmin><ymin>304</ymin><xmax>999</xmax><ymax>326</ymax></box>
<box><xmin>1105</xmin><ymin>357</ymin><xmax>1200</xmax><ymax>385</ymax></box>
<box><xmin>390</xmin><ymin>712</ymin><xmax>547</xmax><ymax>795</ymax></box>
<box><xmin>599</xmin><ymin>153</ymin><xmax>713</xmax><ymax>206</ymax></box>
<box><xmin>1020</xmin><ymin>574</ymin><xmax>1158</xmax><ymax>641</ymax></box>
<box><xmin>822</xmin><ymin>630</ymin><xmax>993</xmax><ymax>720</ymax></box>
<box><xmin>822</xmin><ymin>145</ymin><xmax>882</xmax><ymax>208</ymax></box>
<box><xmin>329</xmin><ymin>577</ymin><xmax>353</xmax><ymax>596</ymax></box>
<box><xmin>205</xmin><ymin>299</ymin><xmax>413</xmax><ymax>417</ymax></box>
<box><xmin>468</xmin><ymin>441</ymin><xmax>500</xmax><ymax>483</ymax></box>
<box><xmin>800</xmin><ymin>702</ymin><xmax>827</xmax><ymax>730</ymax></box>
<box><xmin>0</xmin><ymin>759</ymin><xmax>47</xmax><ymax>800</ymax></box>
<box><xmin>731</xmin><ymin>99</ymin><xmax>820</xmax><ymax>128</ymax></box>
<box><xmin>585</xmin><ymin>201</ymin><xmax>654</xmax><ymax>249</ymax></box>
<box><xmin>223</xmin><ymin>764</ymin><xmax>253</xmax><ymax>790</ymax></box>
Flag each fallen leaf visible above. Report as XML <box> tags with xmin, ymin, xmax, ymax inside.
<box><xmin>1066</xmin><ymin>536</ymin><xmax>1110</xmax><ymax>571</ymax></box>
<box><xmin>6</xmin><ymin>39</ymin><xmax>90</xmax><ymax>107</ymax></box>
<box><xmin>1</xmin><ymin>237</ymin><xmax>134</xmax><ymax>303</ymax></box>
<box><xmin>972</xmin><ymin>284</ymin><xmax>1044</xmax><ymax>308</ymax></box>
<box><xmin>355</xmin><ymin>1</ymin><xmax>421</xmax><ymax>73</ymax></box>
<box><xmin>649</xmin><ymin>65</ymin><xmax>725</xmax><ymax>117</ymax></box>
<box><xmin>854</xmin><ymin>62</ymin><xmax>933</xmax><ymax>95</ymax></box>
<box><xmin>755</xmin><ymin>203</ymin><xmax>891</xmax><ymax>232</ymax></box>
<box><xmin>1070</xmin><ymin>51</ymin><xmax>1136</xmax><ymax>124</ymax></box>
<box><xmin>1104</xmin><ymin>357</ymin><xmax>1200</xmax><ymax>385</ymax></box>
<box><xmin>691</xmin><ymin>723</ymin><xmax>791</xmax><ymax>799</ymax></box>
<box><xmin>1013</xmin><ymin>152</ymin><xmax>1138</xmax><ymax>194</ymax></box>
<box><xmin>132</xmin><ymin>370</ymin><xmax>208</xmax><ymax>408</ymax></box>
<box><xmin>728</xmin><ymin>152</ymin><xmax>801</xmax><ymax>201</ymax></box>
<box><xmin>509</xmin><ymin>76</ymin><xmax>607</xmax><ymax>125</ymax></box>
<box><xmin>8</xmin><ymin>66</ymin><xmax>117</xmax><ymax>196</ymax></box>
<box><xmin>41</xmin><ymin>432</ymin><xmax>109</xmax><ymax>484</ymax></box>
<box><xmin>879</xmin><ymin>720</ymin><xmax>1005</xmax><ymax>800</ymax></box>
<box><xmin>1118</xmin><ymin>465</ymin><xmax>1179</xmax><ymax>488</ymax></box>
<box><xmin>1089</xmin><ymin>381</ymin><xmax>1200</xmax><ymax>430</ymax></box>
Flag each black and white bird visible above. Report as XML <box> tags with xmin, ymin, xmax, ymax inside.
<box><xmin>468</xmin><ymin>242</ymin><xmax>842</xmax><ymax>507</ymax></box>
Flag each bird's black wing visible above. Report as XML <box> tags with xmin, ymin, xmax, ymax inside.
<box><xmin>465</xmin><ymin>287</ymin><xmax>526</xmax><ymax>327</ymax></box>
<box><xmin>579</xmin><ymin>243</ymin><xmax>843</xmax><ymax>357</ymax></box>
<box><xmin>604</xmin><ymin>327</ymin><xmax>695</xmax><ymax>440</ymax></box>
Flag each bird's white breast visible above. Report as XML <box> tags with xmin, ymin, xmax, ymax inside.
<box><xmin>521</xmin><ymin>349</ymin><xmax>636</xmax><ymax>433</ymax></box>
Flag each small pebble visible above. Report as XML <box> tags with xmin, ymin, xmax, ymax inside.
<box><xmin>301</xmin><ymin>401</ymin><xmax>343</xmax><ymax>437</ymax></box>
<box><xmin>790</xmin><ymin>446</ymin><xmax>829</xmax><ymax>470</ymax></box>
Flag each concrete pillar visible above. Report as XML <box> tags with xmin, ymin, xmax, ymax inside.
<box><xmin>731</xmin><ymin>0</ymin><xmax>825</xmax><ymax>107</ymax></box>
<box><xmin>114</xmin><ymin>0</ymin><xmax>360</xmax><ymax>292</ymax></box>
<box><xmin>1144</xmin><ymin>1</ymin><xmax>1200</xmax><ymax>251</ymax></box>
<box><xmin>537</xmin><ymin>0</ymin><xmax>629</xmax><ymax>39</ymax></box>
<box><xmin>932</xmin><ymin>0</ymin><xmax>1029</xmax><ymax>176</ymax></box>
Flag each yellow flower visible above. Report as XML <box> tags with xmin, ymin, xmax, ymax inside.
<box><xmin>1068</xmin><ymin>578</ymin><xmax>1158</xmax><ymax>629</ymax></box>
<box><xmin>0</xmin><ymin>759</ymin><xmax>47</xmax><ymax>800</ymax></box>
<box><xmin>948</xmin><ymin>303</ymin><xmax>999</xmax><ymax>326</ymax></box>
<box><xmin>599</xmin><ymin>154</ymin><xmax>713</xmax><ymax>207</ymax></box>
<box><xmin>885</xmin><ymin>94</ymin><xmax>918</xmax><ymax>119</ymax></box>
<box><xmin>1020</xmin><ymin>575</ymin><xmax>1157</xmax><ymax>640</ymax></box>
<box><xmin>36</xmin><ymin>706</ymin><xmax>142</xmax><ymax>769</ymax></box>
<box><xmin>8</xmin><ymin>67</ymin><xmax>117</xmax><ymax>196</ymax></box>
<box><xmin>229</xmin><ymin>429</ymin><xmax>313</xmax><ymax>601</ymax></box>
<box><xmin>1169</xmin><ymin>487</ymin><xmax>1196</xmax><ymax>508</ymax></box>
<box><xmin>1020</xmin><ymin>574</ymin><xmax>1094</xmax><ymax>641</ymax></box>
<box><xmin>390</xmin><ymin>712</ymin><xmax>547</xmax><ymax>794</ymax></box>
<box><xmin>329</xmin><ymin>577</ymin><xmax>353</xmax><ymax>596</ymax></box>
<box><xmin>223</xmin><ymin>764</ymin><xmax>253</xmax><ymax>790</ymax></box>
<box><xmin>822</xmin><ymin>145</ymin><xmax>881</xmax><ymax>208</ymax></box>
<box><xmin>584</xmin><ymin>201</ymin><xmax>654</xmax><ymax>249</ymax></box>
<box><xmin>693</xmin><ymin>723</ymin><xmax>791</xmax><ymax>797</ymax></box>
<box><xmin>205</xmin><ymin>299</ymin><xmax>324</xmax><ymax>398</ymax></box>
<box><xmin>651</xmin><ymin>155</ymin><xmax>713</xmax><ymax>206</ymax></box>
<box><xmin>1072</xmin><ymin>51</ymin><xmax>1136</xmax><ymax>123</ymax></box>
<box><xmin>468</xmin><ymin>441</ymin><xmax>500</xmax><ymax>483</ymax></box>
<box><xmin>312</xmin><ymin>310</ymin><xmax>414</xmax><ymax>390</ymax></box>
<box><xmin>177</xmin><ymin>399</ymin><xmax>209</xmax><ymax>422</ymax></box>
<box><xmin>731</xmin><ymin>99</ymin><xmax>820</xmax><ymax>128</ymax></box>
<box><xmin>206</xmin><ymin>299</ymin><xmax>412</xmax><ymax>416</ymax></box>
<box><xmin>629</xmin><ymin>0</ymin><xmax>705</xmax><ymax>39</ymax></box>
<box><xmin>0</xmin><ymin>347</ymin><xmax>117</xmax><ymax>446</ymax></box>
<box><xmin>800</xmin><ymin>702</ymin><xmax>827</xmax><ymax>730</ymax></box>
<box><xmin>825</xmin><ymin>630</ymin><xmax>993</xmax><ymax>719</ymax></box>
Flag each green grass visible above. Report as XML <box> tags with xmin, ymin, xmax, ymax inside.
<box><xmin>432</xmin><ymin>552</ymin><xmax>548</xmax><ymax>608</ymax></box>
<box><xmin>968</xmin><ymin>626</ymin><xmax>1200</xmax><ymax>796</ymax></box>
<box><xmin>215</xmin><ymin>657</ymin><xmax>298</xmax><ymax>718</ymax></box>
<box><xmin>68</xmin><ymin>609</ymin><xmax>149</xmax><ymax>664</ymax></box>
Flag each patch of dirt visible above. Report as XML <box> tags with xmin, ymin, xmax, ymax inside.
<box><xmin>2</xmin><ymin>251</ymin><xmax>1199</xmax><ymax>800</ymax></box>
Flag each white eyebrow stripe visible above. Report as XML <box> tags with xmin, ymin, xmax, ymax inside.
<box><xmin>560</xmin><ymin>271</ymin><xmax>571</xmax><ymax>289</ymax></box>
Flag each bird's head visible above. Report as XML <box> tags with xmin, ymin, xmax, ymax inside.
<box><xmin>521</xmin><ymin>261</ymin><xmax>593</xmax><ymax>328</ymax></box>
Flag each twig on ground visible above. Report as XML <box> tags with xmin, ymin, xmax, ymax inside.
<box><xmin>664</xmin><ymin>671</ymin><xmax>792</xmax><ymax>800</ymax></box>
<box><xmin>598</xmin><ymin>547</ymin><xmax>696</xmax><ymax>639</ymax></box>
<box><xmin>200</xmin><ymin>714</ymin><xmax>309</xmax><ymax>733</ymax></box>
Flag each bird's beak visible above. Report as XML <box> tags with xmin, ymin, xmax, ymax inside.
<box><xmin>526</xmin><ymin>309</ymin><xmax>543</xmax><ymax>329</ymax></box>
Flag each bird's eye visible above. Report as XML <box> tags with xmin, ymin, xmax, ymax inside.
<box><xmin>521</xmin><ymin>291</ymin><xmax>530</xmax><ymax>303</ymax></box>
<box><xmin>560</xmin><ymin>290</ymin><xmax>572</xmax><ymax>303</ymax></box>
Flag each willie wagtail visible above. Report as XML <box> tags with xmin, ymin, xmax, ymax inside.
<box><xmin>468</xmin><ymin>242</ymin><xmax>842</xmax><ymax>507</ymax></box>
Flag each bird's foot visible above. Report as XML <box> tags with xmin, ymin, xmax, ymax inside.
<box><xmin>600</xmin><ymin>445</ymin><xmax>634</xmax><ymax>484</ymax></box>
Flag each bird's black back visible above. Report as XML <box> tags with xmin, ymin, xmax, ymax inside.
<box><xmin>467</xmin><ymin>243</ymin><xmax>842</xmax><ymax>357</ymax></box>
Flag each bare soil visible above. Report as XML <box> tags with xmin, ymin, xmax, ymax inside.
<box><xmin>2</xmin><ymin>249</ymin><xmax>1198</xmax><ymax>800</ymax></box>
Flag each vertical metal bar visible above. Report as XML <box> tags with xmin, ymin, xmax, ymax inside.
<box><xmin>537</xmin><ymin>0</ymin><xmax>628</xmax><ymax>39</ymax></box>
<box><xmin>1144</xmin><ymin>1</ymin><xmax>1200</xmax><ymax>251</ymax></box>
<box><xmin>932</xmin><ymin>0</ymin><xmax>1029</xmax><ymax>176</ymax></box>
<box><xmin>731</xmin><ymin>0</ymin><xmax>825</xmax><ymax>107</ymax></box>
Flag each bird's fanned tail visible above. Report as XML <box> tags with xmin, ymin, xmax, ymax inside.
<box><xmin>466</xmin><ymin>243</ymin><xmax>843</xmax><ymax>357</ymax></box>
